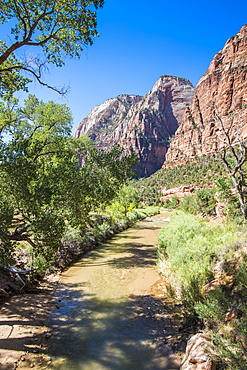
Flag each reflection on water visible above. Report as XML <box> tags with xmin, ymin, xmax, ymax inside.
<box><xmin>46</xmin><ymin>212</ymin><xmax>179</xmax><ymax>369</ymax></box>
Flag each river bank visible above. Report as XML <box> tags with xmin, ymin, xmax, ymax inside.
<box><xmin>0</xmin><ymin>276</ymin><xmax>58</xmax><ymax>370</ymax></box>
<box><xmin>0</xmin><ymin>212</ymin><xmax>186</xmax><ymax>370</ymax></box>
<box><xmin>0</xmin><ymin>278</ymin><xmax>185</xmax><ymax>370</ymax></box>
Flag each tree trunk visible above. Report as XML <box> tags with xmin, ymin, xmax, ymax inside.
<box><xmin>231</xmin><ymin>175</ymin><xmax>247</xmax><ymax>219</ymax></box>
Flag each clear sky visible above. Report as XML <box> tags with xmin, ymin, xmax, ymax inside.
<box><xmin>11</xmin><ymin>0</ymin><xmax>247</xmax><ymax>132</ymax></box>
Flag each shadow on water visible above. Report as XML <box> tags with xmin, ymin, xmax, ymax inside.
<box><xmin>80</xmin><ymin>218</ymin><xmax>164</xmax><ymax>270</ymax></box>
<box><xmin>46</xmin><ymin>284</ymin><xmax>179</xmax><ymax>370</ymax></box>
<box><xmin>81</xmin><ymin>242</ymin><xmax>157</xmax><ymax>269</ymax></box>
<box><xmin>43</xmin><ymin>213</ymin><xmax>179</xmax><ymax>369</ymax></box>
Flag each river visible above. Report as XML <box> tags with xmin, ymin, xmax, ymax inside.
<box><xmin>47</xmin><ymin>212</ymin><xmax>181</xmax><ymax>369</ymax></box>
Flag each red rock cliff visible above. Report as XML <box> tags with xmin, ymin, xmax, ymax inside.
<box><xmin>165</xmin><ymin>25</ymin><xmax>247</xmax><ymax>166</ymax></box>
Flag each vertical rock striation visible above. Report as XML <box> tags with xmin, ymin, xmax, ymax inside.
<box><xmin>73</xmin><ymin>94</ymin><xmax>143</xmax><ymax>147</ymax></box>
<box><xmin>74</xmin><ymin>75</ymin><xmax>195</xmax><ymax>177</ymax></box>
<box><xmin>165</xmin><ymin>25</ymin><xmax>247</xmax><ymax>166</ymax></box>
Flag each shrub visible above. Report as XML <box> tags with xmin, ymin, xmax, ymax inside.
<box><xmin>157</xmin><ymin>211</ymin><xmax>247</xmax><ymax>368</ymax></box>
<box><xmin>157</xmin><ymin>211</ymin><xmax>242</xmax><ymax>309</ymax></box>
<box><xmin>195</xmin><ymin>188</ymin><xmax>216</xmax><ymax>215</ymax></box>
<box><xmin>179</xmin><ymin>189</ymin><xmax>216</xmax><ymax>215</ymax></box>
<box><xmin>162</xmin><ymin>195</ymin><xmax>180</xmax><ymax>209</ymax></box>
<box><xmin>179</xmin><ymin>195</ymin><xmax>198</xmax><ymax>214</ymax></box>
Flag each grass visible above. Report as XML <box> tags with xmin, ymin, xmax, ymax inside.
<box><xmin>157</xmin><ymin>210</ymin><xmax>247</xmax><ymax>368</ymax></box>
<box><xmin>157</xmin><ymin>211</ymin><xmax>242</xmax><ymax>292</ymax></box>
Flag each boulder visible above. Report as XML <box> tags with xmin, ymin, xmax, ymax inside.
<box><xmin>180</xmin><ymin>333</ymin><xmax>217</xmax><ymax>370</ymax></box>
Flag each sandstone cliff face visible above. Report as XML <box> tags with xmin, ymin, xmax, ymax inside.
<box><xmin>73</xmin><ymin>94</ymin><xmax>143</xmax><ymax>146</ymax></box>
<box><xmin>165</xmin><ymin>25</ymin><xmax>247</xmax><ymax>165</ymax></box>
<box><xmin>74</xmin><ymin>75</ymin><xmax>195</xmax><ymax>177</ymax></box>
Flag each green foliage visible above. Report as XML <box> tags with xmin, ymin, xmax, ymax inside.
<box><xmin>157</xmin><ymin>211</ymin><xmax>247</xmax><ymax>367</ymax></box>
<box><xmin>212</xmin><ymin>330</ymin><xmax>247</xmax><ymax>370</ymax></box>
<box><xmin>216</xmin><ymin>177</ymin><xmax>233</xmax><ymax>202</ymax></box>
<box><xmin>0</xmin><ymin>169</ymin><xmax>15</xmax><ymax>264</ymax></box>
<box><xmin>157</xmin><ymin>211</ymin><xmax>242</xmax><ymax>308</ymax></box>
<box><xmin>0</xmin><ymin>42</ymin><xmax>31</xmax><ymax>98</ymax></box>
<box><xmin>195</xmin><ymin>266</ymin><xmax>247</xmax><ymax>369</ymax></box>
<box><xmin>113</xmin><ymin>185</ymin><xmax>139</xmax><ymax>216</ymax></box>
<box><xmin>0</xmin><ymin>0</ymin><xmax>104</xmax><ymax>95</ymax></box>
<box><xmin>216</xmin><ymin>176</ymin><xmax>243</xmax><ymax>220</ymax></box>
<box><xmin>0</xmin><ymin>95</ymin><xmax>135</xmax><ymax>269</ymax></box>
<box><xmin>136</xmin><ymin>183</ymin><xmax>161</xmax><ymax>206</ymax></box>
<box><xmin>162</xmin><ymin>195</ymin><xmax>179</xmax><ymax>209</ymax></box>
<box><xmin>179</xmin><ymin>195</ymin><xmax>198</xmax><ymax>214</ymax></box>
<box><xmin>179</xmin><ymin>188</ymin><xmax>216</xmax><ymax>215</ymax></box>
<box><xmin>194</xmin><ymin>188</ymin><xmax>216</xmax><ymax>215</ymax></box>
<box><xmin>125</xmin><ymin>206</ymin><xmax>160</xmax><ymax>222</ymax></box>
<box><xmin>195</xmin><ymin>288</ymin><xmax>229</xmax><ymax>325</ymax></box>
<box><xmin>132</xmin><ymin>156</ymin><xmax>226</xmax><ymax>206</ymax></box>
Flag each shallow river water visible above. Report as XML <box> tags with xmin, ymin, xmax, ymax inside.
<box><xmin>47</xmin><ymin>212</ymin><xmax>181</xmax><ymax>370</ymax></box>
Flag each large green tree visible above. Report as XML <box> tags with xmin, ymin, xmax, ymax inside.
<box><xmin>0</xmin><ymin>0</ymin><xmax>104</xmax><ymax>95</ymax></box>
<box><xmin>0</xmin><ymin>95</ymin><xmax>136</xmax><ymax>265</ymax></box>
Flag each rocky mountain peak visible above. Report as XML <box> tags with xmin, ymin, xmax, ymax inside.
<box><xmin>73</xmin><ymin>94</ymin><xmax>143</xmax><ymax>146</ymax></box>
<box><xmin>74</xmin><ymin>75</ymin><xmax>195</xmax><ymax>177</ymax></box>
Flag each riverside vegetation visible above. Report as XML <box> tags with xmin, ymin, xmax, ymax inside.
<box><xmin>0</xmin><ymin>3</ymin><xmax>246</xmax><ymax>368</ymax></box>
<box><xmin>133</xmin><ymin>157</ymin><xmax>247</xmax><ymax>369</ymax></box>
<box><xmin>0</xmin><ymin>0</ymin><xmax>160</xmax><ymax>298</ymax></box>
<box><xmin>0</xmin><ymin>97</ymin><xmax>158</xmax><ymax>274</ymax></box>
<box><xmin>157</xmin><ymin>211</ymin><xmax>247</xmax><ymax>369</ymax></box>
<box><xmin>0</xmin><ymin>0</ymin><xmax>158</xmax><ymax>281</ymax></box>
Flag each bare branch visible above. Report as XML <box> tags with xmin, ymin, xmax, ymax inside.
<box><xmin>0</xmin><ymin>64</ymin><xmax>68</xmax><ymax>95</ymax></box>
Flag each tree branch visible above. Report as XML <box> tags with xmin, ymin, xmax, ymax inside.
<box><xmin>13</xmin><ymin>0</ymin><xmax>28</xmax><ymax>39</ymax></box>
<box><xmin>0</xmin><ymin>65</ymin><xmax>68</xmax><ymax>95</ymax></box>
<box><xmin>0</xmin><ymin>3</ymin><xmax>56</xmax><ymax>66</ymax></box>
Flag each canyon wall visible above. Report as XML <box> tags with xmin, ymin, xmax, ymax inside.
<box><xmin>165</xmin><ymin>25</ymin><xmax>247</xmax><ymax>166</ymax></box>
<box><xmin>74</xmin><ymin>75</ymin><xmax>195</xmax><ymax>177</ymax></box>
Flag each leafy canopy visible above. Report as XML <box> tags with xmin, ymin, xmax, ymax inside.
<box><xmin>0</xmin><ymin>0</ymin><xmax>104</xmax><ymax>94</ymax></box>
<box><xmin>0</xmin><ymin>95</ymin><xmax>137</xmax><ymax>266</ymax></box>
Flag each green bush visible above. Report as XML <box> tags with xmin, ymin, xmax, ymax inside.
<box><xmin>195</xmin><ymin>287</ymin><xmax>229</xmax><ymax>326</ymax></box>
<box><xmin>194</xmin><ymin>188</ymin><xmax>216</xmax><ymax>215</ymax></box>
<box><xmin>132</xmin><ymin>155</ymin><xmax>226</xmax><ymax>206</ymax></box>
<box><xmin>179</xmin><ymin>189</ymin><xmax>216</xmax><ymax>215</ymax></box>
<box><xmin>216</xmin><ymin>176</ymin><xmax>243</xmax><ymax>220</ymax></box>
<box><xmin>157</xmin><ymin>211</ymin><xmax>247</xmax><ymax>368</ymax></box>
<box><xmin>162</xmin><ymin>195</ymin><xmax>180</xmax><ymax>209</ymax></box>
<box><xmin>157</xmin><ymin>211</ymin><xmax>242</xmax><ymax>308</ymax></box>
<box><xmin>179</xmin><ymin>195</ymin><xmax>198</xmax><ymax>214</ymax></box>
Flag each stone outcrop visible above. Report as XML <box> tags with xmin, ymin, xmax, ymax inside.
<box><xmin>180</xmin><ymin>333</ymin><xmax>217</xmax><ymax>370</ymax></box>
<box><xmin>160</xmin><ymin>184</ymin><xmax>214</xmax><ymax>203</ymax></box>
<box><xmin>165</xmin><ymin>25</ymin><xmax>247</xmax><ymax>166</ymax></box>
<box><xmin>74</xmin><ymin>75</ymin><xmax>195</xmax><ymax>177</ymax></box>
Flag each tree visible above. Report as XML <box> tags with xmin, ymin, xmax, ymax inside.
<box><xmin>215</xmin><ymin>110</ymin><xmax>247</xmax><ymax>219</ymax></box>
<box><xmin>115</xmin><ymin>185</ymin><xmax>138</xmax><ymax>216</ymax></box>
<box><xmin>175</xmin><ymin>96</ymin><xmax>247</xmax><ymax>221</ymax></box>
<box><xmin>0</xmin><ymin>95</ymin><xmax>137</xmax><ymax>266</ymax></box>
<box><xmin>0</xmin><ymin>0</ymin><xmax>104</xmax><ymax>95</ymax></box>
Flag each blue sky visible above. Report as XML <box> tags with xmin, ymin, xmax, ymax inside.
<box><xmin>9</xmin><ymin>0</ymin><xmax>247</xmax><ymax>132</ymax></box>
